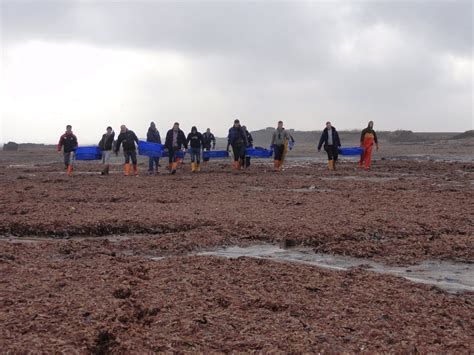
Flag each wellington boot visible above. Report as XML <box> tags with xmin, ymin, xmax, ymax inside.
<box><xmin>191</xmin><ymin>162</ymin><xmax>196</xmax><ymax>172</ymax></box>
<box><xmin>196</xmin><ymin>163</ymin><xmax>201</xmax><ymax>172</ymax></box>
<box><xmin>328</xmin><ymin>160</ymin><xmax>334</xmax><ymax>170</ymax></box>
<box><xmin>278</xmin><ymin>160</ymin><xmax>283</xmax><ymax>171</ymax></box>
<box><xmin>67</xmin><ymin>164</ymin><xmax>73</xmax><ymax>176</ymax></box>
<box><xmin>101</xmin><ymin>165</ymin><xmax>109</xmax><ymax>176</ymax></box>
<box><xmin>133</xmin><ymin>164</ymin><xmax>138</xmax><ymax>176</ymax></box>
<box><xmin>171</xmin><ymin>162</ymin><xmax>177</xmax><ymax>175</ymax></box>
<box><xmin>274</xmin><ymin>160</ymin><xmax>280</xmax><ymax>171</ymax></box>
<box><xmin>232</xmin><ymin>161</ymin><xmax>239</xmax><ymax>170</ymax></box>
<box><xmin>124</xmin><ymin>163</ymin><xmax>130</xmax><ymax>176</ymax></box>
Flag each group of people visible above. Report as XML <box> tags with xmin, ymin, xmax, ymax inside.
<box><xmin>57</xmin><ymin>120</ymin><xmax>378</xmax><ymax>176</ymax></box>
<box><xmin>316</xmin><ymin>120</ymin><xmax>379</xmax><ymax>170</ymax></box>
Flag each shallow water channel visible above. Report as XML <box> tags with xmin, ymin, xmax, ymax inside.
<box><xmin>193</xmin><ymin>245</ymin><xmax>474</xmax><ymax>294</ymax></box>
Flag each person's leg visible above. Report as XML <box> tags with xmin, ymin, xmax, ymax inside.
<box><xmin>365</xmin><ymin>145</ymin><xmax>373</xmax><ymax>170</ymax></box>
<box><xmin>171</xmin><ymin>148</ymin><xmax>178</xmax><ymax>174</ymax></box>
<box><xmin>239</xmin><ymin>145</ymin><xmax>246</xmax><ymax>168</ymax></box>
<box><xmin>274</xmin><ymin>145</ymin><xmax>282</xmax><ymax>170</ymax></box>
<box><xmin>326</xmin><ymin>145</ymin><xmax>334</xmax><ymax>170</ymax></box>
<box><xmin>123</xmin><ymin>151</ymin><xmax>131</xmax><ymax>176</ymax></box>
<box><xmin>332</xmin><ymin>146</ymin><xmax>339</xmax><ymax>170</ymax></box>
<box><xmin>196</xmin><ymin>148</ymin><xmax>201</xmax><ymax>171</ymax></box>
<box><xmin>154</xmin><ymin>157</ymin><xmax>160</xmax><ymax>173</ymax></box>
<box><xmin>148</xmin><ymin>157</ymin><xmax>154</xmax><ymax>173</ymax></box>
<box><xmin>65</xmin><ymin>152</ymin><xmax>73</xmax><ymax>175</ymax></box>
<box><xmin>63</xmin><ymin>152</ymin><xmax>70</xmax><ymax>169</ymax></box>
<box><xmin>231</xmin><ymin>144</ymin><xmax>240</xmax><ymax>169</ymax></box>
<box><xmin>131</xmin><ymin>151</ymin><xmax>138</xmax><ymax>175</ymax></box>
<box><xmin>168</xmin><ymin>150</ymin><xmax>173</xmax><ymax>171</ymax></box>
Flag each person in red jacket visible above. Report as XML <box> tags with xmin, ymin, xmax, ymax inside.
<box><xmin>359</xmin><ymin>121</ymin><xmax>379</xmax><ymax>170</ymax></box>
<box><xmin>57</xmin><ymin>125</ymin><xmax>78</xmax><ymax>176</ymax></box>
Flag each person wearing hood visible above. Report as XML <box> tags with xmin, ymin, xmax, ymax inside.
<box><xmin>57</xmin><ymin>124</ymin><xmax>78</xmax><ymax>176</ymax></box>
<box><xmin>164</xmin><ymin>122</ymin><xmax>187</xmax><ymax>175</ymax></box>
<box><xmin>359</xmin><ymin>121</ymin><xmax>379</xmax><ymax>170</ymax></box>
<box><xmin>317</xmin><ymin>121</ymin><xmax>341</xmax><ymax>170</ymax></box>
<box><xmin>146</xmin><ymin>122</ymin><xmax>162</xmax><ymax>174</ymax></box>
<box><xmin>271</xmin><ymin>121</ymin><xmax>294</xmax><ymax>171</ymax></box>
<box><xmin>227</xmin><ymin>119</ymin><xmax>248</xmax><ymax>170</ymax></box>
<box><xmin>114</xmin><ymin>125</ymin><xmax>140</xmax><ymax>176</ymax></box>
<box><xmin>186</xmin><ymin>126</ymin><xmax>205</xmax><ymax>172</ymax></box>
<box><xmin>202</xmin><ymin>128</ymin><xmax>216</xmax><ymax>162</ymax></box>
<box><xmin>98</xmin><ymin>126</ymin><xmax>115</xmax><ymax>175</ymax></box>
<box><xmin>242</xmin><ymin>125</ymin><xmax>254</xmax><ymax>168</ymax></box>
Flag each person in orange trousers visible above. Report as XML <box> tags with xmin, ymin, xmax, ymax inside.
<box><xmin>359</xmin><ymin>121</ymin><xmax>379</xmax><ymax>170</ymax></box>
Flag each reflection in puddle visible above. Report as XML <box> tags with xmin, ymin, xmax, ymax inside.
<box><xmin>195</xmin><ymin>245</ymin><xmax>474</xmax><ymax>294</ymax></box>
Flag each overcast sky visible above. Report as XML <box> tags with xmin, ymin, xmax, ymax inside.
<box><xmin>1</xmin><ymin>0</ymin><xmax>472</xmax><ymax>144</ymax></box>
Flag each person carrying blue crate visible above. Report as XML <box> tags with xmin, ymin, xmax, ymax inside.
<box><xmin>57</xmin><ymin>124</ymin><xmax>78</xmax><ymax>176</ymax></box>
<box><xmin>164</xmin><ymin>122</ymin><xmax>187</xmax><ymax>175</ymax></box>
<box><xmin>271</xmin><ymin>121</ymin><xmax>294</xmax><ymax>172</ymax></box>
<box><xmin>242</xmin><ymin>125</ymin><xmax>254</xmax><ymax>168</ymax></box>
<box><xmin>114</xmin><ymin>125</ymin><xmax>140</xmax><ymax>176</ymax></box>
<box><xmin>98</xmin><ymin>126</ymin><xmax>115</xmax><ymax>175</ymax></box>
<box><xmin>146</xmin><ymin>122</ymin><xmax>162</xmax><ymax>175</ymax></box>
<box><xmin>317</xmin><ymin>121</ymin><xmax>341</xmax><ymax>170</ymax></box>
<box><xmin>227</xmin><ymin>119</ymin><xmax>248</xmax><ymax>170</ymax></box>
<box><xmin>186</xmin><ymin>126</ymin><xmax>205</xmax><ymax>172</ymax></box>
<box><xmin>202</xmin><ymin>128</ymin><xmax>216</xmax><ymax>162</ymax></box>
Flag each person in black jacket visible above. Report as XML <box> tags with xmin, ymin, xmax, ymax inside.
<box><xmin>186</xmin><ymin>126</ymin><xmax>204</xmax><ymax>172</ymax></box>
<box><xmin>57</xmin><ymin>125</ymin><xmax>78</xmax><ymax>176</ymax></box>
<box><xmin>202</xmin><ymin>128</ymin><xmax>216</xmax><ymax>162</ymax></box>
<box><xmin>164</xmin><ymin>122</ymin><xmax>187</xmax><ymax>175</ymax></box>
<box><xmin>146</xmin><ymin>122</ymin><xmax>161</xmax><ymax>174</ymax></box>
<box><xmin>98</xmin><ymin>126</ymin><xmax>115</xmax><ymax>175</ymax></box>
<box><xmin>317</xmin><ymin>121</ymin><xmax>341</xmax><ymax>170</ymax></box>
<box><xmin>227</xmin><ymin>119</ymin><xmax>248</xmax><ymax>170</ymax></box>
<box><xmin>242</xmin><ymin>125</ymin><xmax>253</xmax><ymax>168</ymax></box>
<box><xmin>114</xmin><ymin>125</ymin><xmax>139</xmax><ymax>176</ymax></box>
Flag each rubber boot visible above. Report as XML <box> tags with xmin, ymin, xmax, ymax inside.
<box><xmin>167</xmin><ymin>163</ymin><xmax>172</xmax><ymax>172</ymax></box>
<box><xmin>328</xmin><ymin>160</ymin><xmax>334</xmax><ymax>170</ymax></box>
<box><xmin>232</xmin><ymin>161</ymin><xmax>239</xmax><ymax>171</ymax></box>
<box><xmin>191</xmin><ymin>162</ymin><xmax>196</xmax><ymax>172</ymax></box>
<box><xmin>67</xmin><ymin>164</ymin><xmax>73</xmax><ymax>176</ymax></box>
<box><xmin>133</xmin><ymin>164</ymin><xmax>138</xmax><ymax>176</ymax></box>
<box><xmin>274</xmin><ymin>160</ymin><xmax>280</xmax><ymax>171</ymax></box>
<box><xmin>124</xmin><ymin>163</ymin><xmax>130</xmax><ymax>176</ymax></box>
<box><xmin>101</xmin><ymin>165</ymin><xmax>109</xmax><ymax>176</ymax></box>
<box><xmin>278</xmin><ymin>160</ymin><xmax>283</xmax><ymax>171</ymax></box>
<box><xmin>171</xmin><ymin>162</ymin><xmax>177</xmax><ymax>175</ymax></box>
<box><xmin>196</xmin><ymin>163</ymin><xmax>201</xmax><ymax>172</ymax></box>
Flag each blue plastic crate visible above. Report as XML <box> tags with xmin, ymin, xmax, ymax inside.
<box><xmin>338</xmin><ymin>147</ymin><xmax>364</xmax><ymax>156</ymax></box>
<box><xmin>161</xmin><ymin>150</ymin><xmax>186</xmax><ymax>159</ymax></box>
<box><xmin>138</xmin><ymin>140</ymin><xmax>164</xmax><ymax>157</ymax></box>
<box><xmin>75</xmin><ymin>146</ymin><xmax>102</xmax><ymax>160</ymax></box>
<box><xmin>245</xmin><ymin>148</ymin><xmax>273</xmax><ymax>158</ymax></box>
<box><xmin>203</xmin><ymin>150</ymin><xmax>229</xmax><ymax>159</ymax></box>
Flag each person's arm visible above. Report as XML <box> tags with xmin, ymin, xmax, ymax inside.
<box><xmin>248</xmin><ymin>133</ymin><xmax>253</xmax><ymax>146</ymax></box>
<box><xmin>199</xmin><ymin>133</ymin><xmax>205</xmax><ymax>148</ymax></box>
<box><xmin>241</xmin><ymin>128</ymin><xmax>248</xmax><ymax>147</ymax></box>
<box><xmin>157</xmin><ymin>131</ymin><xmax>161</xmax><ymax>144</ymax></box>
<box><xmin>73</xmin><ymin>135</ymin><xmax>78</xmax><ymax>149</ymax></box>
<box><xmin>317</xmin><ymin>131</ymin><xmax>326</xmax><ymax>151</ymax></box>
<box><xmin>271</xmin><ymin>131</ymin><xmax>276</xmax><ymax>147</ymax></box>
<box><xmin>211</xmin><ymin>134</ymin><xmax>216</xmax><ymax>148</ymax></box>
<box><xmin>335</xmin><ymin>130</ymin><xmax>341</xmax><ymax>148</ymax></box>
<box><xmin>133</xmin><ymin>131</ymin><xmax>139</xmax><ymax>145</ymax></box>
<box><xmin>374</xmin><ymin>130</ymin><xmax>379</xmax><ymax>150</ymax></box>
<box><xmin>181</xmin><ymin>131</ymin><xmax>188</xmax><ymax>149</ymax></box>
<box><xmin>360</xmin><ymin>129</ymin><xmax>365</xmax><ymax>147</ymax></box>
<box><xmin>98</xmin><ymin>135</ymin><xmax>104</xmax><ymax>148</ymax></box>
<box><xmin>57</xmin><ymin>135</ymin><xmax>64</xmax><ymax>152</ymax></box>
<box><xmin>114</xmin><ymin>134</ymin><xmax>122</xmax><ymax>153</ymax></box>
<box><xmin>289</xmin><ymin>133</ymin><xmax>295</xmax><ymax>143</ymax></box>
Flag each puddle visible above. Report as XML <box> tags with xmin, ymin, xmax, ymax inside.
<box><xmin>195</xmin><ymin>245</ymin><xmax>474</xmax><ymax>294</ymax></box>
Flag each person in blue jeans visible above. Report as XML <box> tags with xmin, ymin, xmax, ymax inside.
<box><xmin>146</xmin><ymin>122</ymin><xmax>161</xmax><ymax>174</ymax></box>
<box><xmin>186</xmin><ymin>126</ymin><xmax>205</xmax><ymax>172</ymax></box>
